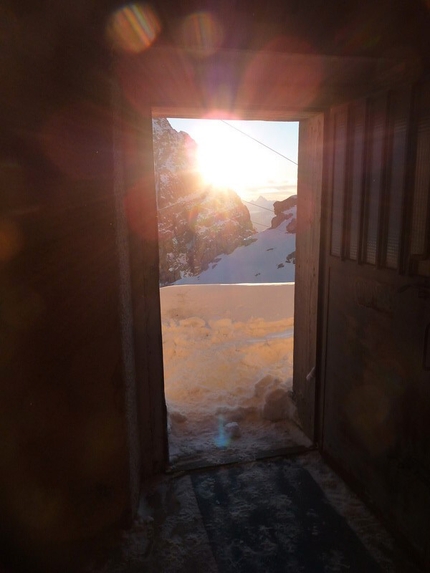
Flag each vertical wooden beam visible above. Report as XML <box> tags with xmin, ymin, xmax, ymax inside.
<box><xmin>137</xmin><ymin>111</ymin><xmax>169</xmax><ymax>475</ymax></box>
<box><xmin>293</xmin><ymin>113</ymin><xmax>324</xmax><ymax>440</ymax></box>
<box><xmin>112</xmin><ymin>82</ymin><xmax>141</xmax><ymax>516</ymax></box>
<box><xmin>118</xmin><ymin>94</ymin><xmax>168</xmax><ymax>478</ymax></box>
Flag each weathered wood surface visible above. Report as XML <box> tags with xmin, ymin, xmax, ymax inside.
<box><xmin>120</xmin><ymin>48</ymin><xmax>412</xmax><ymax>118</ymax></box>
<box><xmin>320</xmin><ymin>84</ymin><xmax>430</xmax><ymax>566</ymax></box>
<box><xmin>121</xmin><ymin>105</ymin><xmax>168</xmax><ymax>477</ymax></box>
<box><xmin>293</xmin><ymin>113</ymin><xmax>324</xmax><ymax>440</ymax></box>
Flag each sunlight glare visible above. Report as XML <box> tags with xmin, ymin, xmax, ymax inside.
<box><xmin>195</xmin><ymin>120</ymin><xmax>287</xmax><ymax>195</ymax></box>
<box><xmin>180</xmin><ymin>12</ymin><xmax>224</xmax><ymax>57</ymax></box>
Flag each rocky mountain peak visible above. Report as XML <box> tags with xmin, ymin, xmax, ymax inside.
<box><xmin>152</xmin><ymin>118</ymin><xmax>255</xmax><ymax>284</ymax></box>
<box><xmin>271</xmin><ymin>195</ymin><xmax>297</xmax><ymax>233</ymax></box>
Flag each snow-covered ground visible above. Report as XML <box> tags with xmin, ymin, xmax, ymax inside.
<box><xmin>174</xmin><ymin>206</ymin><xmax>296</xmax><ymax>284</ymax></box>
<box><xmin>160</xmin><ymin>283</ymin><xmax>311</xmax><ymax>465</ymax></box>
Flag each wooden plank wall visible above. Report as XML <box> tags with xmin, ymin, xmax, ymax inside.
<box><xmin>320</xmin><ymin>81</ymin><xmax>430</xmax><ymax>566</ymax></box>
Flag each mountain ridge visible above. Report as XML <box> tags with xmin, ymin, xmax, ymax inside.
<box><xmin>174</xmin><ymin>202</ymin><xmax>296</xmax><ymax>284</ymax></box>
<box><xmin>153</xmin><ymin>118</ymin><xmax>255</xmax><ymax>284</ymax></box>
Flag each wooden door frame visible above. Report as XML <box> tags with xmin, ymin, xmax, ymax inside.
<box><xmin>113</xmin><ymin>87</ymin><xmax>168</xmax><ymax>482</ymax></box>
<box><xmin>293</xmin><ymin>113</ymin><xmax>327</xmax><ymax>444</ymax></box>
<box><xmin>114</xmin><ymin>83</ymin><xmax>326</xmax><ymax>484</ymax></box>
<box><xmin>116</xmin><ymin>47</ymin><xmax>396</xmax><ymax>478</ymax></box>
<box><xmin>149</xmin><ymin>106</ymin><xmax>327</xmax><ymax>457</ymax></box>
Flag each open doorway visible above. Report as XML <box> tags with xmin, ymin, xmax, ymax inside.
<box><xmin>152</xmin><ymin>115</ymin><xmax>313</xmax><ymax>468</ymax></box>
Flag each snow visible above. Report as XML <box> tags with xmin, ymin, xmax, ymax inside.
<box><xmin>161</xmin><ymin>283</ymin><xmax>295</xmax><ymax>322</ymax></box>
<box><xmin>159</xmin><ymin>197</ymin><xmax>301</xmax><ymax>463</ymax></box>
<box><xmin>160</xmin><ymin>283</ymin><xmax>311</xmax><ymax>464</ymax></box>
<box><xmin>174</xmin><ymin>208</ymin><xmax>296</xmax><ymax>284</ymax></box>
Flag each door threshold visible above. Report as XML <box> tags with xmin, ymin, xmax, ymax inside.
<box><xmin>166</xmin><ymin>444</ymin><xmax>317</xmax><ymax>475</ymax></box>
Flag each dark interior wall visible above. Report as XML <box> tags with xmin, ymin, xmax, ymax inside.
<box><xmin>0</xmin><ymin>2</ymin><xmax>141</xmax><ymax>570</ymax></box>
<box><xmin>117</xmin><ymin>100</ymin><xmax>168</xmax><ymax>478</ymax></box>
<box><xmin>2</xmin><ymin>0</ymin><xmax>430</xmax><ymax>570</ymax></box>
<box><xmin>154</xmin><ymin>0</ymin><xmax>430</xmax><ymax>64</ymax></box>
<box><xmin>320</xmin><ymin>82</ymin><xmax>430</xmax><ymax>565</ymax></box>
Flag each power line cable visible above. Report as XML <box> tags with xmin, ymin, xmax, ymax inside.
<box><xmin>220</xmin><ymin>120</ymin><xmax>298</xmax><ymax>166</ymax></box>
<box><xmin>242</xmin><ymin>198</ymin><xmax>274</xmax><ymax>213</ymax></box>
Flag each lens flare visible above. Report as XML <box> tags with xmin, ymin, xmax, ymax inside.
<box><xmin>214</xmin><ymin>416</ymin><xmax>230</xmax><ymax>448</ymax></box>
<box><xmin>237</xmin><ymin>45</ymin><xmax>323</xmax><ymax>111</ymax></box>
<box><xmin>180</xmin><ymin>11</ymin><xmax>224</xmax><ymax>58</ymax></box>
<box><xmin>107</xmin><ymin>3</ymin><xmax>161</xmax><ymax>54</ymax></box>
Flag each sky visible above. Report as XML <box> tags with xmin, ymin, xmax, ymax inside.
<box><xmin>168</xmin><ymin>118</ymin><xmax>299</xmax><ymax>202</ymax></box>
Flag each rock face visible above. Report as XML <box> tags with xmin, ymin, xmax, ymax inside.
<box><xmin>271</xmin><ymin>195</ymin><xmax>297</xmax><ymax>231</ymax></box>
<box><xmin>153</xmin><ymin>118</ymin><xmax>254</xmax><ymax>284</ymax></box>
<box><xmin>273</xmin><ymin>195</ymin><xmax>297</xmax><ymax>215</ymax></box>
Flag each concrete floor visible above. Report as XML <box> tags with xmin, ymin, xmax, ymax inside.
<box><xmin>86</xmin><ymin>451</ymin><xmax>423</xmax><ymax>573</ymax></box>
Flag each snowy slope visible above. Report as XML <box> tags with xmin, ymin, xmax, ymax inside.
<box><xmin>160</xmin><ymin>283</ymin><xmax>310</xmax><ymax>464</ymax></box>
<box><xmin>175</xmin><ymin>206</ymin><xmax>296</xmax><ymax>284</ymax></box>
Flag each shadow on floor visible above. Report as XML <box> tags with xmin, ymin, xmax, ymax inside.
<box><xmin>85</xmin><ymin>452</ymin><xmax>423</xmax><ymax>573</ymax></box>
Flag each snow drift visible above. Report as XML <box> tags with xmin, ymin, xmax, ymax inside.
<box><xmin>160</xmin><ymin>283</ymin><xmax>310</xmax><ymax>464</ymax></box>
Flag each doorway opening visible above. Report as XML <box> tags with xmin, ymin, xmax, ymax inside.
<box><xmin>152</xmin><ymin>115</ymin><xmax>311</xmax><ymax>468</ymax></box>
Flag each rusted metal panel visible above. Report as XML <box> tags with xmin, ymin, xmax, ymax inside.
<box><xmin>293</xmin><ymin>113</ymin><xmax>324</xmax><ymax>440</ymax></box>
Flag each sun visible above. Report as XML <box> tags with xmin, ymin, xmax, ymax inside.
<box><xmin>195</xmin><ymin>121</ymin><xmax>269</xmax><ymax>194</ymax></box>
<box><xmin>198</xmin><ymin>142</ymin><xmax>240</xmax><ymax>188</ymax></box>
